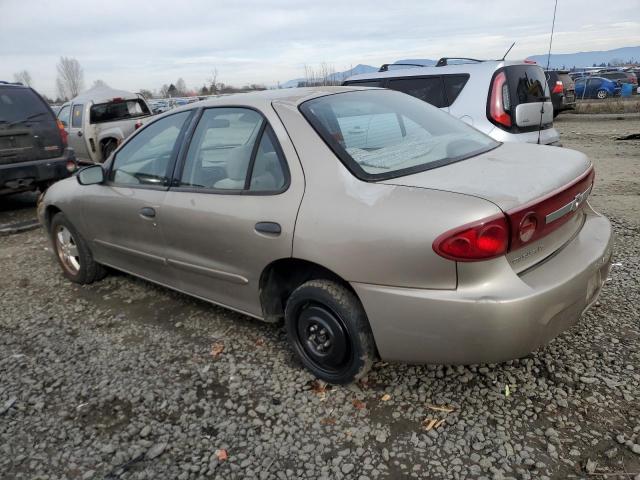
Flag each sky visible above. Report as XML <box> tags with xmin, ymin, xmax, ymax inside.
<box><xmin>1</xmin><ymin>0</ymin><xmax>639</xmax><ymax>98</ymax></box>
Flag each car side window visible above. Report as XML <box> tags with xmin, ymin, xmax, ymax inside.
<box><xmin>71</xmin><ymin>104</ymin><xmax>83</xmax><ymax>128</ymax></box>
<box><xmin>443</xmin><ymin>75</ymin><xmax>469</xmax><ymax>105</ymax></box>
<box><xmin>387</xmin><ymin>77</ymin><xmax>447</xmax><ymax>108</ymax></box>
<box><xmin>248</xmin><ymin>127</ymin><xmax>287</xmax><ymax>192</ymax></box>
<box><xmin>179</xmin><ymin>108</ymin><xmax>265</xmax><ymax>190</ymax></box>
<box><xmin>58</xmin><ymin>105</ymin><xmax>71</xmax><ymax>127</ymax></box>
<box><xmin>108</xmin><ymin>111</ymin><xmax>191</xmax><ymax>186</ymax></box>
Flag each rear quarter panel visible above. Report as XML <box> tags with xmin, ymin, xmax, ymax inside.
<box><xmin>274</xmin><ymin>101</ymin><xmax>502</xmax><ymax>289</ymax></box>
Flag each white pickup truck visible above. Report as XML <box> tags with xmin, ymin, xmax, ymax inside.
<box><xmin>56</xmin><ymin>87</ymin><xmax>153</xmax><ymax>163</ymax></box>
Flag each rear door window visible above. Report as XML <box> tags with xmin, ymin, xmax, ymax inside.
<box><xmin>387</xmin><ymin>77</ymin><xmax>447</xmax><ymax>108</ymax></box>
<box><xmin>90</xmin><ymin>99</ymin><xmax>151</xmax><ymax>124</ymax></box>
<box><xmin>71</xmin><ymin>105</ymin><xmax>83</xmax><ymax>128</ymax></box>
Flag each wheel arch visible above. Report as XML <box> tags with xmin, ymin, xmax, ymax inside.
<box><xmin>259</xmin><ymin>257</ymin><xmax>359</xmax><ymax>322</ymax></box>
<box><xmin>43</xmin><ymin>205</ymin><xmax>63</xmax><ymax>233</ymax></box>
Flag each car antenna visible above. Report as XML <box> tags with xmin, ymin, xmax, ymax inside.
<box><xmin>538</xmin><ymin>0</ymin><xmax>558</xmax><ymax>145</ymax></box>
<box><xmin>501</xmin><ymin>42</ymin><xmax>515</xmax><ymax>61</ymax></box>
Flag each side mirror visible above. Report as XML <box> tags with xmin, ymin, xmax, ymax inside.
<box><xmin>77</xmin><ymin>165</ymin><xmax>105</xmax><ymax>185</ymax></box>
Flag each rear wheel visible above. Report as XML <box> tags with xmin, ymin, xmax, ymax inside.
<box><xmin>51</xmin><ymin>212</ymin><xmax>107</xmax><ymax>284</ymax></box>
<box><xmin>285</xmin><ymin>280</ymin><xmax>376</xmax><ymax>384</ymax></box>
<box><xmin>596</xmin><ymin>89</ymin><xmax>608</xmax><ymax>99</ymax></box>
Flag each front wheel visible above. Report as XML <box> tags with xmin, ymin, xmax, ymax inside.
<box><xmin>51</xmin><ymin>212</ymin><xmax>107</xmax><ymax>284</ymax></box>
<box><xmin>596</xmin><ymin>89</ymin><xmax>608</xmax><ymax>99</ymax></box>
<box><xmin>285</xmin><ymin>280</ymin><xmax>376</xmax><ymax>384</ymax></box>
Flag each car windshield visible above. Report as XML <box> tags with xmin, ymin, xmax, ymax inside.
<box><xmin>90</xmin><ymin>99</ymin><xmax>150</xmax><ymax>124</ymax></box>
<box><xmin>299</xmin><ymin>89</ymin><xmax>499</xmax><ymax>180</ymax></box>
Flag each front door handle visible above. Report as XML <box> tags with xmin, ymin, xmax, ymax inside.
<box><xmin>255</xmin><ymin>222</ymin><xmax>281</xmax><ymax>235</ymax></box>
<box><xmin>139</xmin><ymin>207</ymin><xmax>156</xmax><ymax>219</ymax></box>
<box><xmin>77</xmin><ymin>131</ymin><xmax>83</xmax><ymax>137</ymax></box>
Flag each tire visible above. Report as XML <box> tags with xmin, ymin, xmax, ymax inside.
<box><xmin>596</xmin><ymin>89</ymin><xmax>608</xmax><ymax>99</ymax></box>
<box><xmin>284</xmin><ymin>279</ymin><xmax>376</xmax><ymax>384</ymax></box>
<box><xmin>101</xmin><ymin>140</ymin><xmax>117</xmax><ymax>163</ymax></box>
<box><xmin>50</xmin><ymin>212</ymin><xmax>107</xmax><ymax>284</ymax></box>
<box><xmin>553</xmin><ymin>109</ymin><xmax>560</xmax><ymax>118</ymax></box>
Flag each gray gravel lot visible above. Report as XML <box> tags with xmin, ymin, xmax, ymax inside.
<box><xmin>1</xmin><ymin>117</ymin><xmax>639</xmax><ymax>480</ymax></box>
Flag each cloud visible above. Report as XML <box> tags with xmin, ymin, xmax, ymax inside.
<box><xmin>1</xmin><ymin>0</ymin><xmax>638</xmax><ymax>97</ymax></box>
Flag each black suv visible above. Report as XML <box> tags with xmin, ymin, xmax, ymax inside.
<box><xmin>0</xmin><ymin>81</ymin><xmax>76</xmax><ymax>195</ymax></box>
<box><xmin>545</xmin><ymin>70</ymin><xmax>575</xmax><ymax>117</ymax></box>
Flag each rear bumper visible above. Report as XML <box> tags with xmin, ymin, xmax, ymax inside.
<box><xmin>353</xmin><ymin>210</ymin><xmax>613</xmax><ymax>365</ymax></box>
<box><xmin>0</xmin><ymin>148</ymin><xmax>76</xmax><ymax>193</ymax></box>
<box><xmin>488</xmin><ymin>126</ymin><xmax>561</xmax><ymax>146</ymax></box>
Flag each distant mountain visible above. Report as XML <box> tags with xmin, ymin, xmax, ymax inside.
<box><xmin>393</xmin><ymin>58</ymin><xmax>436</xmax><ymax>67</ymax></box>
<box><xmin>281</xmin><ymin>64</ymin><xmax>377</xmax><ymax>88</ymax></box>
<box><xmin>527</xmin><ymin>46</ymin><xmax>640</xmax><ymax>69</ymax></box>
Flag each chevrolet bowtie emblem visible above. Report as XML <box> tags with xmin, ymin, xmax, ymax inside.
<box><xmin>546</xmin><ymin>186</ymin><xmax>592</xmax><ymax>225</ymax></box>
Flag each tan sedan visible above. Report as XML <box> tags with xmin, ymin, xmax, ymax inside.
<box><xmin>39</xmin><ymin>87</ymin><xmax>613</xmax><ymax>384</ymax></box>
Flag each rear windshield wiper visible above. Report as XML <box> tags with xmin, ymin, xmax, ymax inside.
<box><xmin>8</xmin><ymin>111</ymin><xmax>48</xmax><ymax>127</ymax></box>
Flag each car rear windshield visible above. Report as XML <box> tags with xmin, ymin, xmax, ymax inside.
<box><xmin>299</xmin><ymin>89</ymin><xmax>499</xmax><ymax>181</ymax></box>
<box><xmin>90</xmin><ymin>99</ymin><xmax>150</xmax><ymax>124</ymax></box>
<box><xmin>505</xmin><ymin>65</ymin><xmax>549</xmax><ymax>106</ymax></box>
<box><xmin>0</xmin><ymin>87</ymin><xmax>51</xmax><ymax>124</ymax></box>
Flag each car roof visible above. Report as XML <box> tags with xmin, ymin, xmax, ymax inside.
<box><xmin>345</xmin><ymin>60</ymin><xmax>536</xmax><ymax>82</ymax></box>
<box><xmin>70</xmin><ymin>86</ymin><xmax>143</xmax><ymax>104</ymax></box>
<box><xmin>192</xmin><ymin>86</ymin><xmax>366</xmax><ymax>109</ymax></box>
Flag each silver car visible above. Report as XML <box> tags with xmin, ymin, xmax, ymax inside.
<box><xmin>344</xmin><ymin>59</ymin><xmax>561</xmax><ymax>146</ymax></box>
<box><xmin>39</xmin><ymin>87</ymin><xmax>613</xmax><ymax>384</ymax></box>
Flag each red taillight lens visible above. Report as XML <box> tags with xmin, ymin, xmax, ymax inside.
<box><xmin>134</xmin><ymin>121</ymin><xmax>143</xmax><ymax>130</ymax></box>
<box><xmin>433</xmin><ymin>215</ymin><xmax>509</xmax><ymax>262</ymax></box>
<box><xmin>489</xmin><ymin>71</ymin><xmax>511</xmax><ymax>128</ymax></box>
<box><xmin>57</xmin><ymin>119</ymin><xmax>68</xmax><ymax>147</ymax></box>
<box><xmin>552</xmin><ymin>80</ymin><xmax>564</xmax><ymax>94</ymax></box>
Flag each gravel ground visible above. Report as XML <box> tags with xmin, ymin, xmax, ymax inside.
<box><xmin>1</xmin><ymin>117</ymin><xmax>639</xmax><ymax>480</ymax></box>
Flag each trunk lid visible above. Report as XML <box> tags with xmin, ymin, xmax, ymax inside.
<box><xmin>382</xmin><ymin>142</ymin><xmax>593</xmax><ymax>271</ymax></box>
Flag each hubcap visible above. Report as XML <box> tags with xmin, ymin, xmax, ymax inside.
<box><xmin>296</xmin><ymin>303</ymin><xmax>350</xmax><ymax>373</ymax></box>
<box><xmin>55</xmin><ymin>225</ymin><xmax>80</xmax><ymax>274</ymax></box>
<box><xmin>597</xmin><ymin>90</ymin><xmax>606</xmax><ymax>99</ymax></box>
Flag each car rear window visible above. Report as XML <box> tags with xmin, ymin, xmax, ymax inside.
<box><xmin>90</xmin><ymin>99</ymin><xmax>151</xmax><ymax>124</ymax></box>
<box><xmin>300</xmin><ymin>89</ymin><xmax>498</xmax><ymax>181</ymax></box>
<box><xmin>0</xmin><ymin>87</ymin><xmax>51</xmax><ymax>124</ymax></box>
<box><xmin>505</xmin><ymin>65</ymin><xmax>549</xmax><ymax>106</ymax></box>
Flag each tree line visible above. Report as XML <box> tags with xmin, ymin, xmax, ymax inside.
<box><xmin>11</xmin><ymin>58</ymin><xmax>268</xmax><ymax>104</ymax></box>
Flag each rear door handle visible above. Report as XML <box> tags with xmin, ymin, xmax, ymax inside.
<box><xmin>139</xmin><ymin>207</ymin><xmax>156</xmax><ymax>219</ymax></box>
<box><xmin>255</xmin><ymin>222</ymin><xmax>281</xmax><ymax>235</ymax></box>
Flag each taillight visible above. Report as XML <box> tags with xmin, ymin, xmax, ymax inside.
<box><xmin>134</xmin><ymin>121</ymin><xmax>143</xmax><ymax>130</ymax></box>
<box><xmin>489</xmin><ymin>71</ymin><xmax>511</xmax><ymax>128</ymax></box>
<box><xmin>552</xmin><ymin>80</ymin><xmax>564</xmax><ymax>94</ymax></box>
<box><xmin>66</xmin><ymin>159</ymin><xmax>77</xmax><ymax>172</ymax></box>
<box><xmin>433</xmin><ymin>215</ymin><xmax>509</xmax><ymax>262</ymax></box>
<box><xmin>57</xmin><ymin>119</ymin><xmax>68</xmax><ymax>147</ymax></box>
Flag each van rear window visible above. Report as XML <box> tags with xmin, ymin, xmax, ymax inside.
<box><xmin>90</xmin><ymin>99</ymin><xmax>150</xmax><ymax>124</ymax></box>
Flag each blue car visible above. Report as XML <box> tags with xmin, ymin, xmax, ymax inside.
<box><xmin>575</xmin><ymin>76</ymin><xmax>621</xmax><ymax>99</ymax></box>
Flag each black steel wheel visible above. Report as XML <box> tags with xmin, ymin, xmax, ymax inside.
<box><xmin>285</xmin><ymin>279</ymin><xmax>376</xmax><ymax>384</ymax></box>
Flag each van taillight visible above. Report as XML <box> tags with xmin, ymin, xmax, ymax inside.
<box><xmin>552</xmin><ymin>80</ymin><xmax>564</xmax><ymax>94</ymax></box>
<box><xmin>57</xmin><ymin>119</ymin><xmax>68</xmax><ymax>147</ymax></box>
<box><xmin>489</xmin><ymin>71</ymin><xmax>511</xmax><ymax>128</ymax></box>
<box><xmin>433</xmin><ymin>214</ymin><xmax>509</xmax><ymax>262</ymax></box>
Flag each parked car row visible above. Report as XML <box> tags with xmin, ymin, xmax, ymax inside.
<box><xmin>39</xmin><ymin>86</ymin><xmax>613</xmax><ymax>383</ymax></box>
<box><xmin>569</xmin><ymin>68</ymin><xmax>638</xmax><ymax>96</ymax></box>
